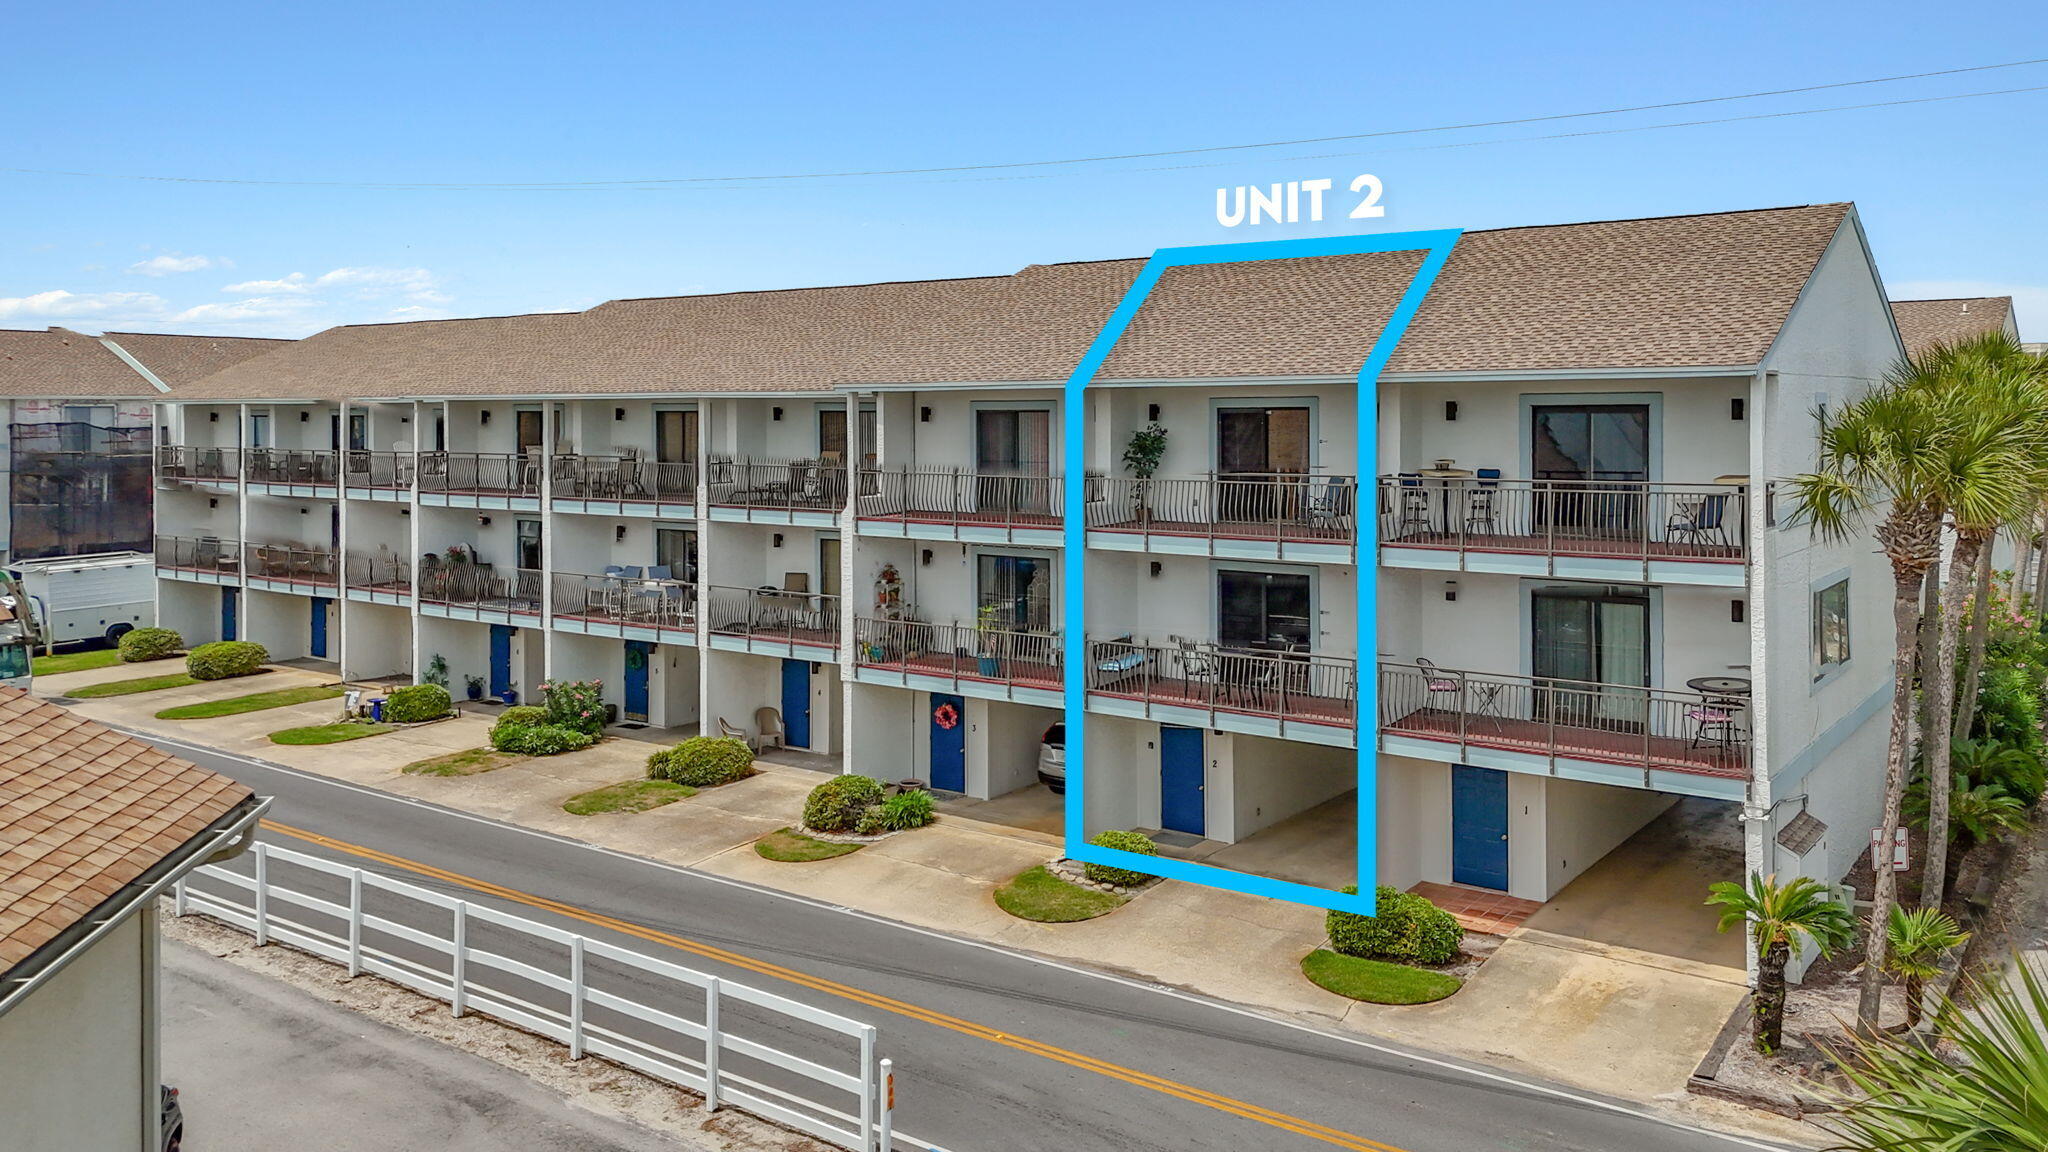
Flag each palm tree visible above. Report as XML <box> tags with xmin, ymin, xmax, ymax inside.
<box><xmin>1706</xmin><ymin>873</ymin><xmax>1856</xmax><ymax>1054</ymax></box>
<box><xmin>1881</xmin><ymin>905</ymin><xmax>1967</xmax><ymax>1029</ymax></box>
<box><xmin>1785</xmin><ymin>380</ymin><xmax>1957</xmax><ymax>1029</ymax></box>
<box><xmin>1829</xmin><ymin>959</ymin><xmax>2048</xmax><ymax>1149</ymax></box>
<box><xmin>1908</xmin><ymin>772</ymin><xmax>2030</xmax><ymax>899</ymax></box>
<box><xmin>1901</xmin><ymin>335</ymin><xmax>2048</xmax><ymax>911</ymax></box>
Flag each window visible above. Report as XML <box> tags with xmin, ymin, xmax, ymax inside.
<box><xmin>348</xmin><ymin>413</ymin><xmax>368</xmax><ymax>451</ymax></box>
<box><xmin>516</xmin><ymin>519</ymin><xmax>543</xmax><ymax>571</ymax></box>
<box><xmin>1216</xmin><ymin>568</ymin><xmax>1312</xmax><ymax>651</ymax></box>
<box><xmin>1813</xmin><ymin>577</ymin><xmax>1851</xmax><ymax>680</ymax></box>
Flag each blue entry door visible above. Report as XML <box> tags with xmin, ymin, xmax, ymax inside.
<box><xmin>928</xmin><ymin>693</ymin><xmax>966</xmax><ymax>792</ymax></box>
<box><xmin>309</xmin><ymin>597</ymin><xmax>331</xmax><ymax>659</ymax></box>
<box><xmin>780</xmin><ymin>659</ymin><xmax>811</xmax><ymax>748</ymax></box>
<box><xmin>489</xmin><ymin>625</ymin><xmax>516</xmax><ymax>699</ymax></box>
<box><xmin>1159</xmin><ymin>726</ymin><xmax>1206</xmax><ymax>836</ymax></box>
<box><xmin>623</xmin><ymin>641</ymin><xmax>653</xmax><ymax>722</ymax></box>
<box><xmin>1451</xmin><ymin>764</ymin><xmax>1511</xmax><ymax>890</ymax></box>
<box><xmin>220</xmin><ymin>587</ymin><xmax>238</xmax><ymax>641</ymax></box>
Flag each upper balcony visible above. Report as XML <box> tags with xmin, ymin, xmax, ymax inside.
<box><xmin>856</xmin><ymin>467</ymin><xmax>1061</xmax><ymax>546</ymax></box>
<box><xmin>418</xmin><ymin>452</ymin><xmax>541</xmax><ymax>510</ymax></box>
<box><xmin>1085</xmin><ymin>636</ymin><xmax>1356</xmax><ymax>747</ymax></box>
<box><xmin>1376</xmin><ymin>661</ymin><xmax>1749</xmax><ymax>800</ymax></box>
<box><xmin>1376</xmin><ymin>476</ymin><xmax>1748</xmax><ymax>586</ymax></box>
<box><xmin>706</xmin><ymin>457</ymin><xmax>847</xmax><ymax>527</ymax></box>
<box><xmin>246</xmin><ymin>448</ymin><xmax>339</xmax><ymax>497</ymax></box>
<box><xmin>551</xmin><ymin>454</ymin><xmax>697</xmax><ymax>517</ymax></box>
<box><xmin>343</xmin><ymin>451</ymin><xmax>415</xmax><ymax>500</ymax></box>
<box><xmin>1085</xmin><ymin>473</ymin><xmax>1358</xmax><ymax>563</ymax></box>
<box><xmin>852</xmin><ymin>617</ymin><xmax>1062</xmax><ymax>705</ymax></box>
<box><xmin>156</xmin><ymin>446</ymin><xmax>241</xmax><ymax>486</ymax></box>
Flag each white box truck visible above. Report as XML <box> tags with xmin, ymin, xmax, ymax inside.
<box><xmin>7</xmin><ymin>551</ymin><xmax>155</xmax><ymax>649</ymax></box>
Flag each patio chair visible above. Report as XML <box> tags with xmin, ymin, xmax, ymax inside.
<box><xmin>1668</xmin><ymin>493</ymin><xmax>1733</xmax><ymax>550</ymax></box>
<box><xmin>1464</xmin><ymin>469</ymin><xmax>1502</xmax><ymax>535</ymax></box>
<box><xmin>1413</xmin><ymin>657</ymin><xmax>1464</xmax><ymax>709</ymax></box>
<box><xmin>717</xmin><ymin>716</ymin><xmax>756</xmax><ymax>751</ymax></box>
<box><xmin>1304</xmin><ymin>477</ymin><xmax>1355</xmax><ymax>536</ymax></box>
<box><xmin>1171</xmin><ymin>635</ymin><xmax>1220</xmax><ymax>688</ymax></box>
<box><xmin>1397</xmin><ymin>473</ymin><xmax>1433</xmax><ymax>535</ymax></box>
<box><xmin>1091</xmin><ymin>635</ymin><xmax>1149</xmax><ymax>689</ymax></box>
<box><xmin>648</xmin><ymin>564</ymin><xmax>674</xmax><ymax>581</ymax></box>
<box><xmin>1688</xmin><ymin>696</ymin><xmax>1744</xmax><ymax>753</ymax></box>
<box><xmin>754</xmin><ymin>707</ymin><xmax>787</xmax><ymax>753</ymax></box>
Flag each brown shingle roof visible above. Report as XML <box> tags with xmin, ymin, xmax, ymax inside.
<box><xmin>171</xmin><ymin>203</ymin><xmax>1853</xmax><ymax>401</ymax></box>
<box><xmin>0</xmin><ymin>689</ymin><xmax>253</xmax><ymax>971</ymax></box>
<box><xmin>1890</xmin><ymin>297</ymin><xmax>2017</xmax><ymax>357</ymax></box>
<box><xmin>0</xmin><ymin>327</ymin><xmax>289</xmax><ymax>398</ymax></box>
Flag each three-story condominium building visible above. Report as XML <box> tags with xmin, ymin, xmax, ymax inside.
<box><xmin>149</xmin><ymin>203</ymin><xmax>1900</xmax><ymax>919</ymax></box>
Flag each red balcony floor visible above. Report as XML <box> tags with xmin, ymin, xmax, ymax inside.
<box><xmin>1381</xmin><ymin>705</ymin><xmax>1745</xmax><ymax>779</ymax></box>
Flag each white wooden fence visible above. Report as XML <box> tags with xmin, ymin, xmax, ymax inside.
<box><xmin>174</xmin><ymin>842</ymin><xmax>911</xmax><ymax>1151</ymax></box>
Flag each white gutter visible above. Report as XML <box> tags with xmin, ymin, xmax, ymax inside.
<box><xmin>95</xmin><ymin>336</ymin><xmax>173</xmax><ymax>395</ymax></box>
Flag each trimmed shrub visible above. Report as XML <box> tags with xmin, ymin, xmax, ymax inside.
<box><xmin>1082</xmin><ymin>830</ymin><xmax>1158</xmax><ymax>887</ymax></box>
<box><xmin>118</xmin><ymin>627</ymin><xmax>181</xmax><ymax>663</ymax></box>
<box><xmin>384</xmin><ymin>683</ymin><xmax>452</xmax><ymax>724</ymax></box>
<box><xmin>1326</xmin><ymin>885</ymin><xmax>1464</xmax><ymax>965</ymax></box>
<box><xmin>540</xmin><ymin>678</ymin><xmax>607</xmax><ymax>736</ymax></box>
<box><xmin>647</xmin><ymin>736</ymin><xmax>753</xmax><ymax>787</ymax></box>
<box><xmin>186</xmin><ymin>640</ymin><xmax>267</xmax><ymax>681</ymax></box>
<box><xmin>496</xmin><ymin>705</ymin><xmax>548</xmax><ymax>730</ymax></box>
<box><xmin>490</xmin><ymin>721</ymin><xmax>596</xmax><ymax>756</ymax></box>
<box><xmin>872</xmin><ymin>789</ymin><xmax>936</xmax><ymax>832</ymax></box>
<box><xmin>802</xmin><ymin>774</ymin><xmax>885</xmax><ymax>833</ymax></box>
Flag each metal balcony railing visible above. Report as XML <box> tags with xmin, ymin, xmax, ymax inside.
<box><xmin>1377</xmin><ymin>661</ymin><xmax>1749</xmax><ymax>779</ymax></box>
<box><xmin>706</xmin><ymin>457</ymin><xmax>848</xmax><ymax>512</ymax></box>
<box><xmin>1376</xmin><ymin>476</ymin><xmax>1747</xmax><ymax>563</ymax></box>
<box><xmin>853</xmin><ymin>618</ymin><xmax>1062</xmax><ymax>690</ymax></box>
<box><xmin>344</xmin><ymin>553</ymin><xmax>412</xmax><ymax>594</ymax></box>
<box><xmin>856</xmin><ymin>467</ymin><xmax>1060</xmax><ymax>530</ymax></box>
<box><xmin>246</xmin><ymin>448</ymin><xmax>339</xmax><ymax>486</ymax></box>
<box><xmin>552</xmin><ymin>571</ymin><xmax>696</xmax><ymax>630</ymax></box>
<box><xmin>416</xmin><ymin>560</ymin><xmax>543</xmax><ymax>614</ymax></box>
<box><xmin>1086</xmin><ymin>636</ymin><xmax>1356</xmax><ymax>729</ymax></box>
<box><xmin>418</xmin><ymin>452</ymin><xmax>541</xmax><ymax>499</ymax></box>
<box><xmin>550</xmin><ymin>454</ymin><xmax>696</xmax><ymax>504</ymax></box>
<box><xmin>156</xmin><ymin>446</ymin><xmax>240</xmax><ymax>482</ymax></box>
<box><xmin>343</xmin><ymin>450</ymin><xmax>415</xmax><ymax>489</ymax></box>
<box><xmin>1086</xmin><ymin>472</ymin><xmax>1358</xmax><ymax>548</ymax></box>
<box><xmin>155</xmin><ymin>534</ymin><xmax>243</xmax><ymax>576</ymax></box>
<box><xmin>242</xmin><ymin>543</ymin><xmax>339</xmax><ymax>587</ymax></box>
<box><xmin>703</xmin><ymin>584</ymin><xmax>841</xmax><ymax>647</ymax></box>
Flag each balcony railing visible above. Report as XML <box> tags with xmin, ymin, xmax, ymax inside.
<box><xmin>1086</xmin><ymin>636</ymin><xmax>1356</xmax><ymax>729</ymax></box>
<box><xmin>552</xmin><ymin>571</ymin><xmax>696</xmax><ymax>630</ymax></box>
<box><xmin>703</xmin><ymin>584</ymin><xmax>841</xmax><ymax>648</ymax></box>
<box><xmin>418</xmin><ymin>452</ymin><xmax>540</xmax><ymax>499</ymax></box>
<box><xmin>857</xmin><ymin>468</ymin><xmax>1059</xmax><ymax>531</ymax></box>
<box><xmin>1376</xmin><ymin>477</ymin><xmax>1747</xmax><ymax>563</ymax></box>
<box><xmin>706</xmin><ymin>457</ymin><xmax>848</xmax><ymax>513</ymax></box>
<box><xmin>1087</xmin><ymin>473</ymin><xmax>1358</xmax><ymax>548</ymax></box>
<box><xmin>343</xmin><ymin>451</ymin><xmax>415</xmax><ymax>490</ymax></box>
<box><xmin>247</xmin><ymin>448</ymin><xmax>339</xmax><ymax>486</ymax></box>
<box><xmin>243</xmin><ymin>543</ymin><xmax>339</xmax><ymax>587</ymax></box>
<box><xmin>345</xmin><ymin>553</ymin><xmax>412</xmax><ymax>594</ymax></box>
<box><xmin>1378</xmin><ymin>662</ymin><xmax>1748</xmax><ymax>779</ymax></box>
<box><xmin>156</xmin><ymin>446</ymin><xmax>240</xmax><ymax>482</ymax></box>
<box><xmin>551</xmin><ymin>454</ymin><xmax>696</xmax><ymax>504</ymax></box>
<box><xmin>155</xmin><ymin>534</ymin><xmax>242</xmax><ymax>576</ymax></box>
<box><xmin>417</xmin><ymin>560</ymin><xmax>543</xmax><ymax>614</ymax></box>
<box><xmin>854</xmin><ymin>618</ymin><xmax>1062</xmax><ymax>689</ymax></box>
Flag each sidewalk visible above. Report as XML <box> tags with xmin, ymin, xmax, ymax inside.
<box><xmin>47</xmin><ymin>666</ymin><xmax>1807</xmax><ymax>1135</ymax></box>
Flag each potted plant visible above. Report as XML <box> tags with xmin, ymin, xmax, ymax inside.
<box><xmin>976</xmin><ymin>603</ymin><xmax>1005</xmax><ymax>678</ymax></box>
<box><xmin>464</xmin><ymin>674</ymin><xmax>485</xmax><ymax>701</ymax></box>
<box><xmin>501</xmin><ymin>686</ymin><xmax>519</xmax><ymax>706</ymax></box>
<box><xmin>1123</xmin><ymin>422</ymin><xmax>1168</xmax><ymax>520</ymax></box>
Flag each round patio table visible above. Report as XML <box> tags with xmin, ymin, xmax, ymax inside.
<box><xmin>1686</xmin><ymin>675</ymin><xmax>1751</xmax><ymax>697</ymax></box>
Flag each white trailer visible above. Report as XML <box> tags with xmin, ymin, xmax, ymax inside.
<box><xmin>7</xmin><ymin>551</ymin><xmax>155</xmax><ymax>648</ymax></box>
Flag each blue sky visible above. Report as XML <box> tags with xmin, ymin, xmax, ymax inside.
<box><xmin>4</xmin><ymin>1</ymin><xmax>2045</xmax><ymax>339</ymax></box>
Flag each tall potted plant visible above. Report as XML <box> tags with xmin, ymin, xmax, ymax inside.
<box><xmin>1123</xmin><ymin>423</ymin><xmax>1168</xmax><ymax>521</ymax></box>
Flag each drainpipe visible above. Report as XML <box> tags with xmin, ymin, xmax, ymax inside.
<box><xmin>1738</xmin><ymin>368</ymin><xmax>1773</xmax><ymax>988</ymax></box>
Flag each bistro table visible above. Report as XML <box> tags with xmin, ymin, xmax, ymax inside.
<box><xmin>1685</xmin><ymin>675</ymin><xmax>1752</xmax><ymax>697</ymax></box>
<box><xmin>1414</xmin><ymin>468</ymin><xmax>1475</xmax><ymax>535</ymax></box>
<box><xmin>1684</xmin><ymin>675</ymin><xmax>1751</xmax><ymax>754</ymax></box>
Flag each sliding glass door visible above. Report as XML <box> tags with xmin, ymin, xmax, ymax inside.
<box><xmin>1216</xmin><ymin>405</ymin><xmax>1310</xmax><ymax>522</ymax></box>
<box><xmin>1531</xmin><ymin>586</ymin><xmax>1649</xmax><ymax>729</ymax></box>
<box><xmin>1530</xmin><ymin>403</ymin><xmax>1650</xmax><ymax>536</ymax></box>
<box><xmin>1216</xmin><ymin>568</ymin><xmax>1313</xmax><ymax>651</ymax></box>
<box><xmin>975</xmin><ymin>409</ymin><xmax>1051</xmax><ymax>514</ymax></box>
<box><xmin>977</xmin><ymin>554</ymin><xmax>1051</xmax><ymax>632</ymax></box>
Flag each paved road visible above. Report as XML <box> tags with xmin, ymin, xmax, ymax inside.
<box><xmin>152</xmin><ymin>733</ymin><xmax>1795</xmax><ymax>1152</ymax></box>
<box><xmin>162</xmin><ymin>938</ymin><xmax>700</xmax><ymax>1151</ymax></box>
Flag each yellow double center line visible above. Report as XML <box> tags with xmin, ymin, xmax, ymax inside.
<box><xmin>260</xmin><ymin>818</ymin><xmax>1409</xmax><ymax>1152</ymax></box>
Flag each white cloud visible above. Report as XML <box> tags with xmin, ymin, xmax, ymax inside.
<box><xmin>171</xmin><ymin>296</ymin><xmax>316</xmax><ymax>323</ymax></box>
<box><xmin>221</xmin><ymin>273</ymin><xmax>311</xmax><ymax>294</ymax></box>
<box><xmin>0</xmin><ymin>289</ymin><xmax>166</xmax><ymax>321</ymax></box>
<box><xmin>128</xmin><ymin>253</ymin><xmax>221</xmax><ymax>277</ymax></box>
<box><xmin>1888</xmin><ymin>279</ymin><xmax>2047</xmax><ymax>342</ymax></box>
<box><xmin>314</xmin><ymin>266</ymin><xmax>437</xmax><ymax>294</ymax></box>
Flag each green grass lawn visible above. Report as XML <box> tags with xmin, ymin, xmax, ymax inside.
<box><xmin>269</xmin><ymin>721</ymin><xmax>396</xmax><ymax>746</ymax></box>
<box><xmin>755</xmin><ymin>827</ymin><xmax>863</xmax><ymax>862</ymax></box>
<box><xmin>32</xmin><ymin>648</ymin><xmax>127</xmax><ymax>676</ymax></box>
<box><xmin>402</xmin><ymin>747</ymin><xmax>527</xmax><ymax>777</ymax></box>
<box><xmin>993</xmin><ymin>865</ymin><xmax>1130</xmax><ymax>923</ymax></box>
<box><xmin>562</xmin><ymin>779</ymin><xmax>696</xmax><ymax>815</ymax></box>
<box><xmin>67</xmin><ymin>672</ymin><xmax>203</xmax><ymax>698</ymax></box>
<box><xmin>155</xmin><ymin>683</ymin><xmax>345</xmax><ymax>720</ymax></box>
<box><xmin>1299</xmin><ymin>949</ymin><xmax>1463</xmax><ymax>1005</ymax></box>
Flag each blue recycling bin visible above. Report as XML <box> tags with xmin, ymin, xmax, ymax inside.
<box><xmin>369</xmin><ymin>697</ymin><xmax>387</xmax><ymax>722</ymax></box>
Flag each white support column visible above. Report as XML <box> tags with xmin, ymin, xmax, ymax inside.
<box><xmin>840</xmin><ymin>393</ymin><xmax>865</xmax><ymax>771</ymax></box>
<box><xmin>336</xmin><ymin>401</ymin><xmax>352</xmax><ymax>680</ymax></box>
<box><xmin>541</xmin><ymin>401</ymin><xmax>557</xmax><ymax>680</ymax></box>
<box><xmin>236</xmin><ymin>404</ymin><xmax>251</xmax><ymax>610</ymax></box>
<box><xmin>1740</xmin><ymin>367</ymin><xmax>1773</xmax><ymax>988</ymax></box>
<box><xmin>696</xmin><ymin>399</ymin><xmax>716</xmax><ymax>727</ymax></box>
<box><xmin>409</xmin><ymin>401</ymin><xmax>425</xmax><ymax>684</ymax></box>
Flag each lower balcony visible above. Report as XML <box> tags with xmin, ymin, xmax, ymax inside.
<box><xmin>852</xmin><ymin>618</ymin><xmax>1062</xmax><ymax>703</ymax></box>
<box><xmin>344</xmin><ymin>554</ymin><xmax>412</xmax><ymax>604</ymax></box>
<box><xmin>154</xmin><ymin>535</ymin><xmax>243</xmax><ymax>584</ymax></box>
<box><xmin>1377</xmin><ymin>662</ymin><xmax>1750</xmax><ymax>797</ymax></box>
<box><xmin>416</xmin><ymin>559</ymin><xmax>542</xmax><ymax>620</ymax></box>
<box><xmin>242</xmin><ymin>543</ymin><xmax>339</xmax><ymax>593</ymax></box>
<box><xmin>1085</xmin><ymin>636</ymin><xmax>1356</xmax><ymax>745</ymax></box>
<box><xmin>551</xmin><ymin>570</ymin><xmax>697</xmax><ymax>642</ymax></box>
<box><xmin>703</xmin><ymin>584</ymin><xmax>840</xmax><ymax>658</ymax></box>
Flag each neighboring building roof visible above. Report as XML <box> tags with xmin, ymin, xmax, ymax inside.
<box><xmin>1889</xmin><ymin>297</ymin><xmax>2018</xmax><ymax>357</ymax></box>
<box><xmin>0</xmin><ymin>326</ymin><xmax>289</xmax><ymax>399</ymax></box>
<box><xmin>172</xmin><ymin>202</ymin><xmax>1854</xmax><ymax>401</ymax></box>
<box><xmin>0</xmin><ymin>688</ymin><xmax>254</xmax><ymax>971</ymax></box>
